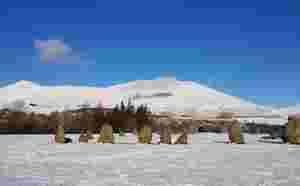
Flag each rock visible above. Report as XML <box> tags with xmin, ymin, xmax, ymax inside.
<box><xmin>79</xmin><ymin>131</ymin><xmax>89</xmax><ymax>143</ymax></box>
<box><xmin>86</xmin><ymin>130</ymin><xmax>94</xmax><ymax>140</ymax></box>
<box><xmin>287</xmin><ymin>118</ymin><xmax>300</xmax><ymax>144</ymax></box>
<box><xmin>98</xmin><ymin>123</ymin><xmax>114</xmax><ymax>144</ymax></box>
<box><xmin>160</xmin><ymin>125</ymin><xmax>172</xmax><ymax>144</ymax></box>
<box><xmin>55</xmin><ymin>125</ymin><xmax>65</xmax><ymax>144</ymax></box>
<box><xmin>174</xmin><ymin>132</ymin><xmax>188</xmax><ymax>144</ymax></box>
<box><xmin>133</xmin><ymin>128</ymin><xmax>138</xmax><ymax>136</ymax></box>
<box><xmin>64</xmin><ymin>137</ymin><xmax>72</xmax><ymax>143</ymax></box>
<box><xmin>228</xmin><ymin>121</ymin><xmax>245</xmax><ymax>144</ymax></box>
<box><xmin>138</xmin><ymin>125</ymin><xmax>152</xmax><ymax>144</ymax></box>
<box><xmin>119</xmin><ymin>129</ymin><xmax>125</xmax><ymax>136</ymax></box>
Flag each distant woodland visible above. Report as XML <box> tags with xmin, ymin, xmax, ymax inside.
<box><xmin>0</xmin><ymin>100</ymin><xmax>157</xmax><ymax>133</ymax></box>
<box><xmin>0</xmin><ymin>99</ymin><xmax>287</xmax><ymax>137</ymax></box>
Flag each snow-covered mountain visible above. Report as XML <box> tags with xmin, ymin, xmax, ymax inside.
<box><xmin>0</xmin><ymin>78</ymin><xmax>276</xmax><ymax>117</ymax></box>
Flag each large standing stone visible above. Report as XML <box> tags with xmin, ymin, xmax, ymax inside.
<box><xmin>98</xmin><ymin>123</ymin><xmax>114</xmax><ymax>144</ymax></box>
<box><xmin>55</xmin><ymin>125</ymin><xmax>65</xmax><ymax>144</ymax></box>
<box><xmin>174</xmin><ymin>132</ymin><xmax>188</xmax><ymax>144</ymax></box>
<box><xmin>160</xmin><ymin>125</ymin><xmax>172</xmax><ymax>144</ymax></box>
<box><xmin>138</xmin><ymin>125</ymin><xmax>152</xmax><ymax>144</ymax></box>
<box><xmin>228</xmin><ymin>121</ymin><xmax>245</xmax><ymax>144</ymax></box>
<box><xmin>287</xmin><ymin>117</ymin><xmax>300</xmax><ymax>144</ymax></box>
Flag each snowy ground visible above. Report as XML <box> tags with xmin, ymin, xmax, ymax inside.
<box><xmin>0</xmin><ymin>133</ymin><xmax>299</xmax><ymax>186</ymax></box>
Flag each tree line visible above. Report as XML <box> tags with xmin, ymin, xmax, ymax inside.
<box><xmin>0</xmin><ymin>100</ymin><xmax>154</xmax><ymax>134</ymax></box>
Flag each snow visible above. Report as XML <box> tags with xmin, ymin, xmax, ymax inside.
<box><xmin>0</xmin><ymin>78</ymin><xmax>289</xmax><ymax>125</ymax></box>
<box><xmin>237</xmin><ymin>117</ymin><xmax>287</xmax><ymax>126</ymax></box>
<box><xmin>274</xmin><ymin>105</ymin><xmax>300</xmax><ymax>117</ymax></box>
<box><xmin>0</xmin><ymin>133</ymin><xmax>299</xmax><ymax>186</ymax></box>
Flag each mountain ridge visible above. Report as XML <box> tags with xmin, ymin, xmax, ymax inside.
<box><xmin>0</xmin><ymin>78</ymin><xmax>269</xmax><ymax>115</ymax></box>
<box><xmin>0</xmin><ymin>78</ymin><xmax>293</xmax><ymax>125</ymax></box>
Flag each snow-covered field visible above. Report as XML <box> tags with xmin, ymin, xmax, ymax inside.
<box><xmin>0</xmin><ymin>133</ymin><xmax>299</xmax><ymax>186</ymax></box>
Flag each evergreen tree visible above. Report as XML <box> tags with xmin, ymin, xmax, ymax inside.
<box><xmin>120</xmin><ymin>101</ymin><xmax>126</xmax><ymax>113</ymax></box>
<box><xmin>123</xmin><ymin>99</ymin><xmax>135</xmax><ymax>130</ymax></box>
<box><xmin>113</xmin><ymin>104</ymin><xmax>120</xmax><ymax>113</ymax></box>
<box><xmin>126</xmin><ymin>98</ymin><xmax>135</xmax><ymax>115</ymax></box>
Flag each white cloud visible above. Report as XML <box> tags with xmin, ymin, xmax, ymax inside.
<box><xmin>33</xmin><ymin>39</ymin><xmax>79</xmax><ymax>63</ymax></box>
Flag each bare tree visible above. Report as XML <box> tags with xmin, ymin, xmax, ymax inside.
<box><xmin>217</xmin><ymin>111</ymin><xmax>235</xmax><ymax>119</ymax></box>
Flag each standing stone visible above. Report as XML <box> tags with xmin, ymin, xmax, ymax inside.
<box><xmin>287</xmin><ymin>118</ymin><xmax>294</xmax><ymax>143</ymax></box>
<box><xmin>55</xmin><ymin>125</ymin><xmax>65</xmax><ymax>144</ymax></box>
<box><xmin>98</xmin><ymin>123</ymin><xmax>114</xmax><ymax>144</ymax></box>
<box><xmin>160</xmin><ymin>125</ymin><xmax>172</xmax><ymax>144</ymax></box>
<box><xmin>228</xmin><ymin>125</ymin><xmax>234</xmax><ymax>143</ymax></box>
<box><xmin>133</xmin><ymin>128</ymin><xmax>138</xmax><ymax>136</ymax></box>
<box><xmin>287</xmin><ymin>117</ymin><xmax>300</xmax><ymax>144</ymax></box>
<box><xmin>138</xmin><ymin>125</ymin><xmax>152</xmax><ymax>144</ymax></box>
<box><xmin>228</xmin><ymin>121</ymin><xmax>244</xmax><ymax>144</ymax></box>
<box><xmin>86</xmin><ymin>130</ymin><xmax>94</xmax><ymax>140</ymax></box>
<box><xmin>79</xmin><ymin>130</ymin><xmax>89</xmax><ymax>143</ymax></box>
<box><xmin>174</xmin><ymin>132</ymin><xmax>188</xmax><ymax>144</ymax></box>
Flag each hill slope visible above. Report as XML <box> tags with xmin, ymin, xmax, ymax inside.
<box><xmin>0</xmin><ymin>78</ymin><xmax>271</xmax><ymax>116</ymax></box>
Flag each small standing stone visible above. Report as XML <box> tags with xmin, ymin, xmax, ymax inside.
<box><xmin>133</xmin><ymin>128</ymin><xmax>138</xmax><ymax>136</ymax></box>
<box><xmin>86</xmin><ymin>130</ymin><xmax>94</xmax><ymax>140</ymax></box>
<box><xmin>228</xmin><ymin>121</ymin><xmax>245</xmax><ymax>144</ymax></box>
<box><xmin>174</xmin><ymin>132</ymin><xmax>188</xmax><ymax>144</ymax></box>
<box><xmin>98</xmin><ymin>123</ymin><xmax>114</xmax><ymax>144</ymax></box>
<box><xmin>287</xmin><ymin>117</ymin><xmax>300</xmax><ymax>144</ymax></box>
<box><xmin>160</xmin><ymin>125</ymin><xmax>172</xmax><ymax>144</ymax></box>
<box><xmin>55</xmin><ymin>125</ymin><xmax>65</xmax><ymax>144</ymax></box>
<box><xmin>79</xmin><ymin>130</ymin><xmax>89</xmax><ymax>143</ymax></box>
<box><xmin>138</xmin><ymin>125</ymin><xmax>152</xmax><ymax>144</ymax></box>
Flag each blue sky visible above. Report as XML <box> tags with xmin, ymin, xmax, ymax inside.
<box><xmin>0</xmin><ymin>0</ymin><xmax>299</xmax><ymax>107</ymax></box>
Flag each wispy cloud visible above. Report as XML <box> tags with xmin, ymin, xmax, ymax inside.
<box><xmin>33</xmin><ymin>39</ymin><xmax>80</xmax><ymax>63</ymax></box>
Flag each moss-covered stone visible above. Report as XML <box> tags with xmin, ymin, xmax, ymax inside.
<box><xmin>228</xmin><ymin>121</ymin><xmax>244</xmax><ymax>144</ymax></box>
<box><xmin>287</xmin><ymin>118</ymin><xmax>300</xmax><ymax>144</ymax></box>
<box><xmin>55</xmin><ymin>125</ymin><xmax>65</xmax><ymax>144</ymax></box>
<box><xmin>138</xmin><ymin>125</ymin><xmax>152</xmax><ymax>144</ymax></box>
<box><xmin>98</xmin><ymin>123</ymin><xmax>114</xmax><ymax>144</ymax></box>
